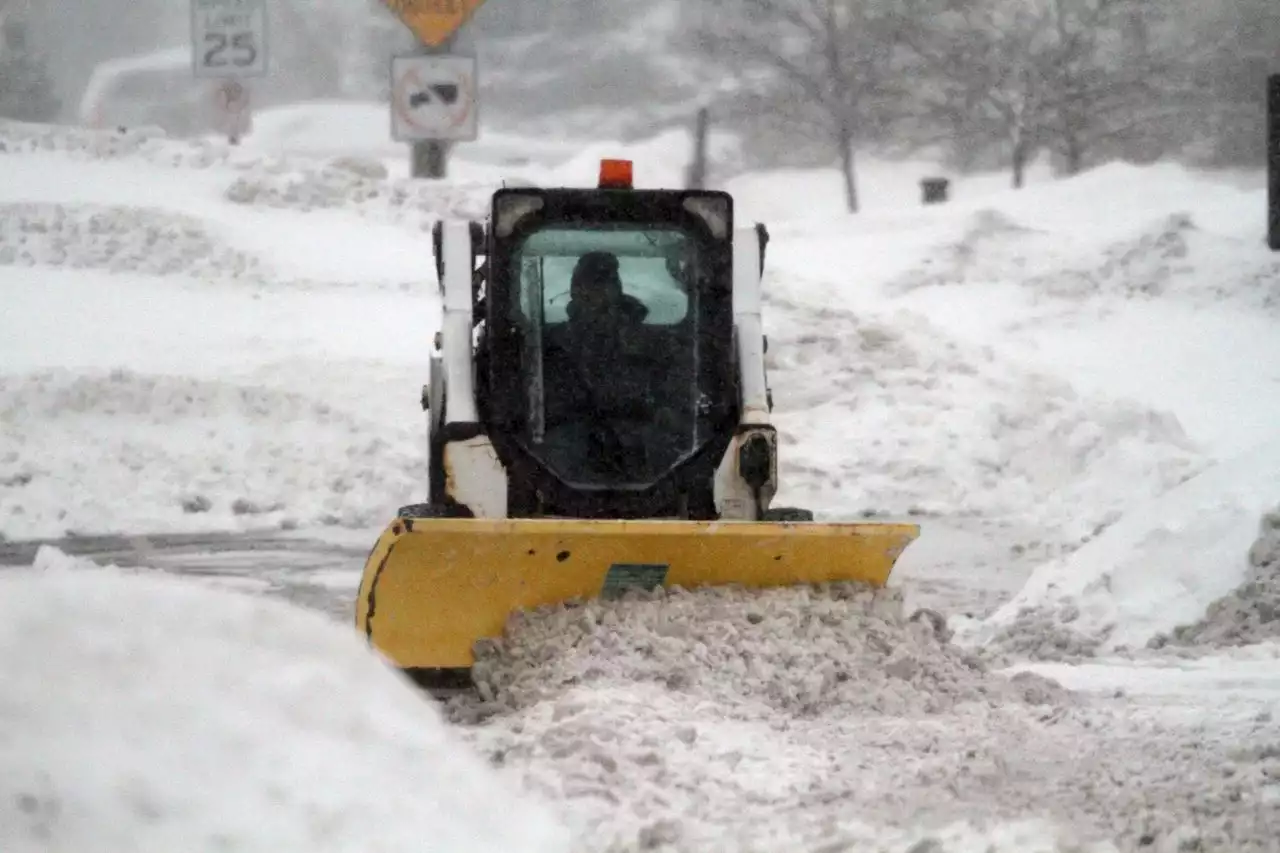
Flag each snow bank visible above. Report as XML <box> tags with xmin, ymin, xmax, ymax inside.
<box><xmin>544</xmin><ymin>126</ymin><xmax>744</xmax><ymax>190</ymax></box>
<box><xmin>984</xmin><ymin>161</ymin><xmax>1262</xmax><ymax>241</ymax></box>
<box><xmin>0</xmin><ymin>547</ymin><xmax>569</xmax><ymax>853</ymax></box>
<box><xmin>969</xmin><ymin>439</ymin><xmax>1280</xmax><ymax>656</ymax></box>
<box><xmin>0</xmin><ymin>370</ymin><xmax>421</xmax><ymax>539</ymax></box>
<box><xmin>0</xmin><ymin>119</ymin><xmax>494</xmax><ymax>234</ymax></box>
<box><xmin>0</xmin><ymin>193</ymin><xmax>441</xmax><ymax>292</ymax></box>
<box><xmin>0</xmin><ymin>265</ymin><xmax>441</xmax><ymax>541</ymax></box>
<box><xmin>762</xmin><ymin>289</ymin><xmax>1206</xmax><ymax>540</ymax></box>
<box><xmin>890</xmin><ymin>206</ymin><xmax>1280</xmax><ymax>315</ymax></box>
<box><xmin>0</xmin><ymin>202</ymin><xmax>264</xmax><ymax>280</ymax></box>
<box><xmin>1151</xmin><ymin>505</ymin><xmax>1280</xmax><ymax>649</ymax></box>
<box><xmin>223</xmin><ymin>157</ymin><xmax>494</xmax><ymax>225</ymax></box>
<box><xmin>1069</xmin><ymin>209</ymin><xmax>1279</xmax><ymax>314</ymax></box>
<box><xmin>886</xmin><ymin>208</ymin><xmax>1094</xmax><ymax>298</ymax></box>
<box><xmin>886</xmin><ymin>255</ymin><xmax>1280</xmax><ymax>463</ymax></box>
<box><xmin>0</xmin><ymin>119</ymin><xmax>232</xmax><ymax>170</ymax></box>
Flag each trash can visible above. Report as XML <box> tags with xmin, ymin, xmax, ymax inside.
<box><xmin>921</xmin><ymin>177</ymin><xmax>950</xmax><ymax>205</ymax></box>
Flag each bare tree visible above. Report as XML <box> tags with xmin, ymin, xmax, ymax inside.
<box><xmin>898</xmin><ymin>0</ymin><xmax>1184</xmax><ymax>183</ymax></box>
<box><xmin>1036</xmin><ymin>0</ymin><xmax>1127</xmax><ymax>175</ymax></box>
<box><xmin>1020</xmin><ymin>0</ymin><xmax>1186</xmax><ymax>175</ymax></box>
<box><xmin>681</xmin><ymin>0</ymin><xmax>907</xmax><ymax>213</ymax></box>
<box><xmin>1154</xmin><ymin>0</ymin><xmax>1280</xmax><ymax>167</ymax></box>
<box><xmin>896</xmin><ymin>0</ymin><xmax>1059</xmax><ymax>188</ymax></box>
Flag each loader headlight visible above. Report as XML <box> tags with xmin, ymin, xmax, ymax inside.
<box><xmin>494</xmin><ymin>194</ymin><xmax>545</xmax><ymax>238</ymax></box>
<box><xmin>738</xmin><ymin>433</ymin><xmax>773</xmax><ymax>491</ymax></box>
<box><xmin>682</xmin><ymin>196</ymin><xmax>729</xmax><ymax>239</ymax></box>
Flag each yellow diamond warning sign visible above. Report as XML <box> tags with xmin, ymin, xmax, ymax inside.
<box><xmin>381</xmin><ymin>0</ymin><xmax>488</xmax><ymax>47</ymax></box>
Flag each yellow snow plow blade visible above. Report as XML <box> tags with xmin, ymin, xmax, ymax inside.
<box><xmin>355</xmin><ymin>517</ymin><xmax>919</xmax><ymax>671</ymax></box>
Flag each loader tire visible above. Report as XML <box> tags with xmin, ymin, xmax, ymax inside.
<box><xmin>396</xmin><ymin>503</ymin><xmax>451</xmax><ymax>519</ymax></box>
<box><xmin>763</xmin><ymin>507</ymin><xmax>815</xmax><ymax>523</ymax></box>
<box><xmin>405</xmin><ymin>666</ymin><xmax>474</xmax><ymax>694</ymax></box>
<box><xmin>396</xmin><ymin>502</ymin><xmax>473</xmax><ymax>519</ymax></box>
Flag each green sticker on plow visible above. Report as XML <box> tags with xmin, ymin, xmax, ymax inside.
<box><xmin>601</xmin><ymin>563</ymin><xmax>669</xmax><ymax>598</ymax></box>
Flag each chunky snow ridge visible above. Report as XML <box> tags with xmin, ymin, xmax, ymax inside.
<box><xmin>459</xmin><ymin>584</ymin><xmax>1068</xmax><ymax>719</ymax></box>
<box><xmin>968</xmin><ymin>439</ymin><xmax>1280</xmax><ymax>658</ymax></box>
<box><xmin>441</xmin><ymin>582</ymin><xmax>1278</xmax><ymax>852</ymax></box>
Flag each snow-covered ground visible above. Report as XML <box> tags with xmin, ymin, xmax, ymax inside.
<box><xmin>1</xmin><ymin>114</ymin><xmax>1278</xmax><ymax>851</ymax></box>
<box><xmin>0</xmin><ymin>548</ymin><xmax>570</xmax><ymax>853</ymax></box>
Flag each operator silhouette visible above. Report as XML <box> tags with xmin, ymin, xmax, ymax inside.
<box><xmin>566</xmin><ymin>251</ymin><xmax>648</xmax><ymax>334</ymax></box>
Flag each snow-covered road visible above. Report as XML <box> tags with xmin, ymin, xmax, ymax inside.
<box><xmin>0</xmin><ymin>530</ymin><xmax>366</xmax><ymax>621</ymax></box>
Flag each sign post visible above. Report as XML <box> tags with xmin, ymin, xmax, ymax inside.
<box><xmin>191</xmin><ymin>0</ymin><xmax>268</xmax><ymax>144</ymax></box>
<box><xmin>1268</xmin><ymin>74</ymin><xmax>1279</xmax><ymax>252</ymax></box>
<box><xmin>380</xmin><ymin>0</ymin><xmax>487</xmax><ymax>179</ymax></box>
<box><xmin>214</xmin><ymin>79</ymin><xmax>252</xmax><ymax>145</ymax></box>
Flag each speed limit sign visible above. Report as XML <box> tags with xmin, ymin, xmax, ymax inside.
<box><xmin>191</xmin><ymin>0</ymin><xmax>268</xmax><ymax>79</ymax></box>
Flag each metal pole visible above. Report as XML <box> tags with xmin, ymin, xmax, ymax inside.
<box><xmin>1268</xmin><ymin>73</ymin><xmax>1280</xmax><ymax>252</ymax></box>
<box><xmin>411</xmin><ymin>36</ymin><xmax>454</xmax><ymax>179</ymax></box>
<box><xmin>687</xmin><ymin>106</ymin><xmax>710</xmax><ymax>190</ymax></box>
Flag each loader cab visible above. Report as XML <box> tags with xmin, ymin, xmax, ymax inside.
<box><xmin>480</xmin><ymin>170</ymin><xmax>740</xmax><ymax>518</ymax></box>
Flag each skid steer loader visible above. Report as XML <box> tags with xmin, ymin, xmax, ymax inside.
<box><xmin>355</xmin><ymin>160</ymin><xmax>919</xmax><ymax>688</ymax></box>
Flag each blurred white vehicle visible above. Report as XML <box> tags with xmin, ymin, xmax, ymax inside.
<box><xmin>78</xmin><ymin>46</ymin><xmax>214</xmax><ymax>136</ymax></box>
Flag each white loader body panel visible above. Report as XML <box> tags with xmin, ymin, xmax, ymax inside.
<box><xmin>438</xmin><ymin>221</ymin><xmax>507</xmax><ymax>519</ymax></box>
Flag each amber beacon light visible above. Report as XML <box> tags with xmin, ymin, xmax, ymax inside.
<box><xmin>598</xmin><ymin>159</ymin><xmax>634</xmax><ymax>189</ymax></box>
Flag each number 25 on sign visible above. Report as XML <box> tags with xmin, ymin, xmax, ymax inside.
<box><xmin>191</xmin><ymin>0</ymin><xmax>269</xmax><ymax>79</ymax></box>
<box><xmin>381</xmin><ymin>0</ymin><xmax>488</xmax><ymax>46</ymax></box>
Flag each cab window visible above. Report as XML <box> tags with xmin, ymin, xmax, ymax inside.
<box><xmin>512</xmin><ymin>225</ymin><xmax>695</xmax><ymax>326</ymax></box>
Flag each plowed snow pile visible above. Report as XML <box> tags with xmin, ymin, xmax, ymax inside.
<box><xmin>224</xmin><ymin>156</ymin><xmax>492</xmax><ymax>225</ymax></box>
<box><xmin>888</xmin><ymin>207</ymin><xmax>1280</xmax><ymax>315</ymax></box>
<box><xmin>0</xmin><ymin>119</ymin><xmax>496</xmax><ymax>233</ymax></box>
<box><xmin>0</xmin><ymin>119</ymin><xmax>230</xmax><ymax>169</ymax></box>
<box><xmin>969</xmin><ymin>439</ymin><xmax>1280</xmax><ymax>659</ymax></box>
<box><xmin>0</xmin><ymin>370</ymin><xmax>421</xmax><ymax>539</ymax></box>
<box><xmin>0</xmin><ymin>548</ymin><xmax>568</xmax><ymax>853</ymax></box>
<box><xmin>443</xmin><ymin>585</ymin><xmax>1277</xmax><ymax>852</ymax></box>
<box><xmin>0</xmin><ymin>202</ymin><xmax>264</xmax><ymax>280</ymax></box>
<box><xmin>1151</xmin><ymin>505</ymin><xmax>1280</xmax><ymax>649</ymax></box>
<box><xmin>459</xmin><ymin>584</ymin><xmax>1066</xmax><ymax>718</ymax></box>
<box><xmin>763</xmin><ymin>289</ymin><xmax>1204</xmax><ymax>541</ymax></box>
<box><xmin>887</xmin><ymin>209</ymin><xmax>1090</xmax><ymax>299</ymax></box>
